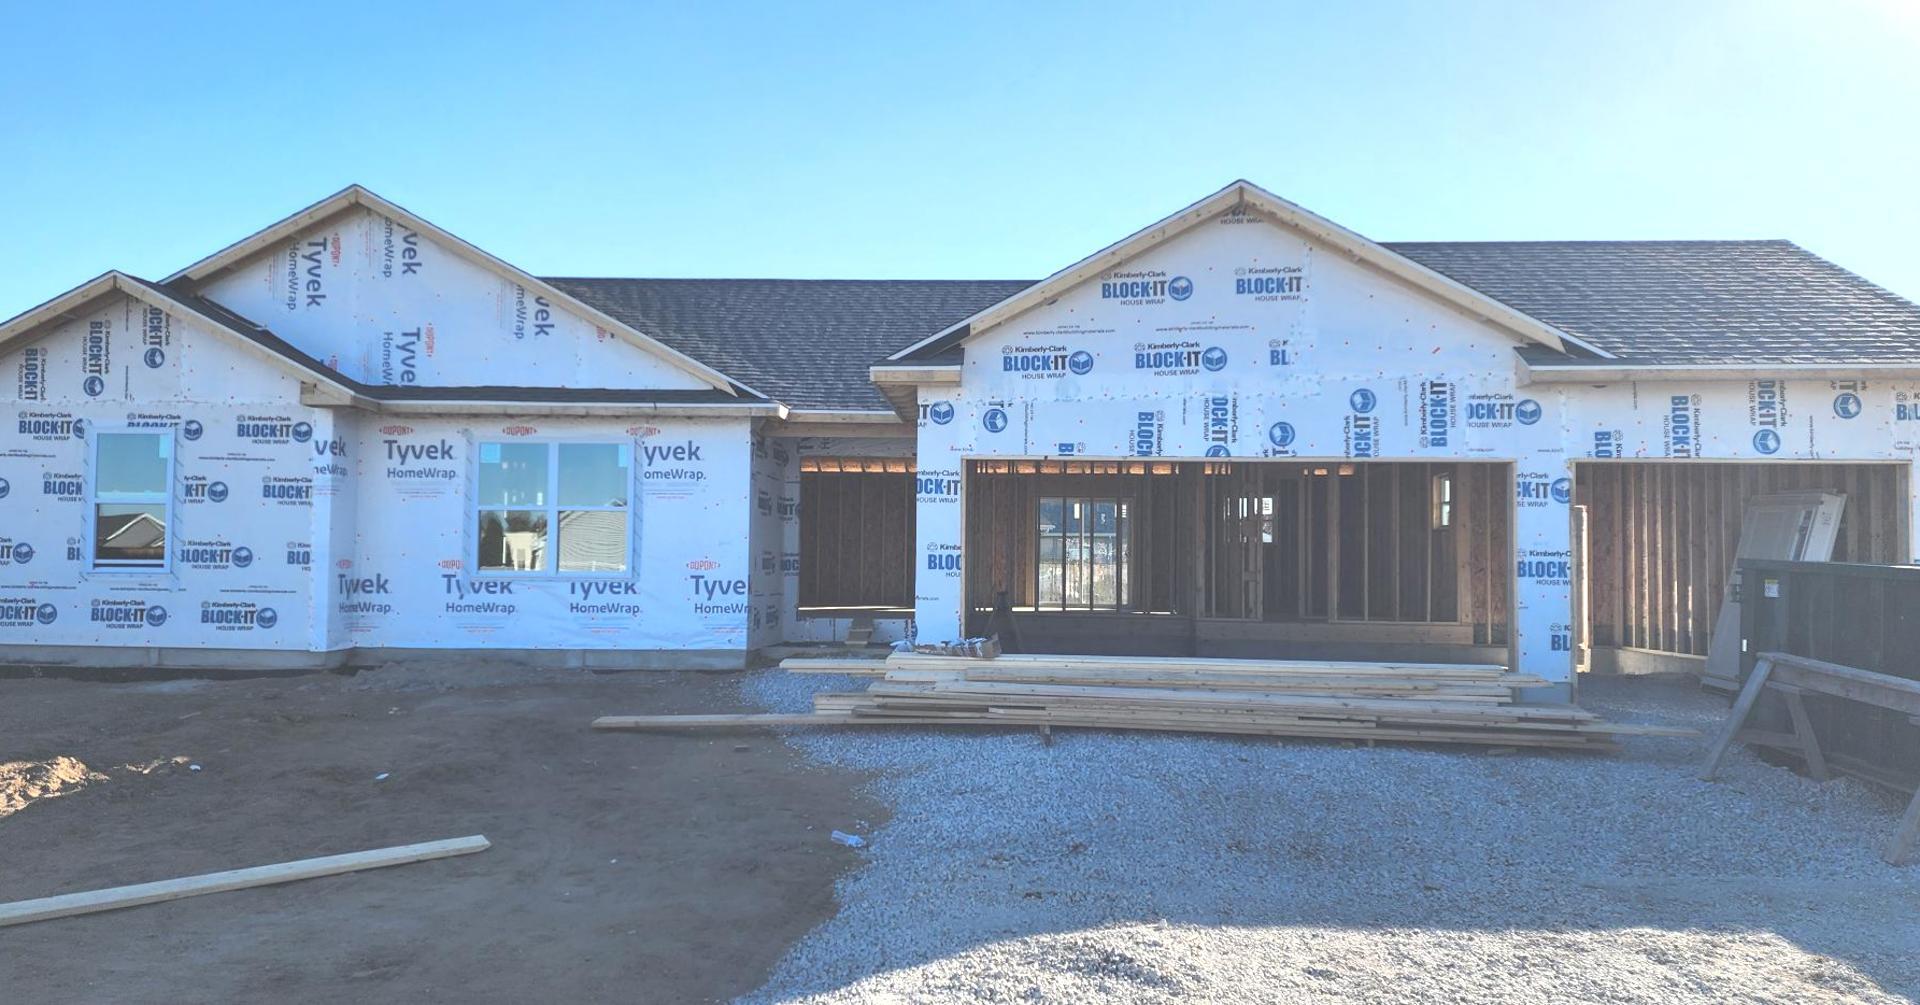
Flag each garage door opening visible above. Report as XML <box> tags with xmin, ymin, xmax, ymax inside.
<box><xmin>965</xmin><ymin>459</ymin><xmax>1513</xmax><ymax>662</ymax></box>
<box><xmin>798</xmin><ymin>458</ymin><xmax>915</xmax><ymax>614</ymax></box>
<box><xmin>1571</xmin><ymin>461</ymin><xmax>1909</xmax><ymax>676</ymax></box>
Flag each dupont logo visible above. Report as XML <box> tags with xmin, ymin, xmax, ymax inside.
<box><xmin>501</xmin><ymin>425</ymin><xmax>537</xmax><ymax>437</ymax></box>
<box><xmin>686</xmin><ymin>559</ymin><xmax>719</xmax><ymax>571</ymax></box>
<box><xmin>0</xmin><ymin>597</ymin><xmax>57</xmax><ymax>628</ymax></box>
<box><xmin>379</xmin><ymin>425</ymin><xmax>414</xmax><ymax>436</ymax></box>
<box><xmin>90</xmin><ymin>599</ymin><xmax>167</xmax><ymax>629</ymax></box>
<box><xmin>628</xmin><ymin>425</ymin><xmax>663</xmax><ymax>438</ymax></box>
<box><xmin>919</xmin><ymin>401</ymin><xmax>956</xmax><ymax>425</ymax></box>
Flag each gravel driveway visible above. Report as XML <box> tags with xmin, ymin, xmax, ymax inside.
<box><xmin>738</xmin><ymin>672</ymin><xmax>1920</xmax><ymax>1004</ymax></box>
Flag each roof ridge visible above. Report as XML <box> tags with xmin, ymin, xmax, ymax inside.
<box><xmin>544</xmin><ymin>276</ymin><xmax>1037</xmax><ymax>285</ymax></box>
<box><xmin>1382</xmin><ymin>239</ymin><xmax>1797</xmax><ymax>248</ymax></box>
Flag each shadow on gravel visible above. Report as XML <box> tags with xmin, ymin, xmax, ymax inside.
<box><xmin>742</xmin><ymin>673</ymin><xmax>1920</xmax><ymax>1003</ymax></box>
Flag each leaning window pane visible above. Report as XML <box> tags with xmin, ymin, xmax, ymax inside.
<box><xmin>1092</xmin><ymin>531</ymin><xmax>1118</xmax><ymax>606</ymax></box>
<box><xmin>1037</xmin><ymin>534</ymin><xmax>1064</xmax><ymax>607</ymax></box>
<box><xmin>557</xmin><ymin>510</ymin><xmax>629</xmax><ymax>573</ymax></box>
<box><xmin>97</xmin><ymin>433</ymin><xmax>168</xmax><ymax>496</ymax></box>
<box><xmin>477</xmin><ymin>509</ymin><xmax>549</xmax><ymax>571</ymax></box>
<box><xmin>477</xmin><ymin>443</ymin><xmax>549</xmax><ymax>507</ymax></box>
<box><xmin>558</xmin><ymin>444</ymin><xmax>629</xmax><ymax>507</ymax></box>
<box><xmin>95</xmin><ymin>503</ymin><xmax>167</xmax><ymax>565</ymax></box>
<box><xmin>1064</xmin><ymin>531</ymin><xmax>1088</xmax><ymax>606</ymax></box>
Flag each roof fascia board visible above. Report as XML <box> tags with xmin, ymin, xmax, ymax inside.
<box><xmin>311</xmin><ymin>396</ymin><xmax>784</xmax><ymax>417</ymax></box>
<box><xmin>871</xmin><ymin>364</ymin><xmax>961</xmax><ymax>384</ymax></box>
<box><xmin>165</xmin><ymin>186</ymin><xmax>757</xmax><ymax>399</ymax></box>
<box><xmin>887</xmin><ymin>180</ymin><xmax>1613</xmax><ymax>362</ymax></box>
<box><xmin>1521</xmin><ymin>358</ymin><xmax>1920</xmax><ymax>384</ymax></box>
<box><xmin>784</xmin><ymin>408</ymin><xmax>904</xmax><ymax>423</ymax></box>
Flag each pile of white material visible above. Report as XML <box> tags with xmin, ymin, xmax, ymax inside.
<box><xmin>738</xmin><ymin>672</ymin><xmax>1920</xmax><ymax>1004</ymax></box>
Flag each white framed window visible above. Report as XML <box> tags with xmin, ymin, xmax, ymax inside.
<box><xmin>90</xmin><ymin>429</ymin><xmax>174</xmax><ymax>571</ymax></box>
<box><xmin>475</xmin><ymin>441</ymin><xmax>633</xmax><ymax>575</ymax></box>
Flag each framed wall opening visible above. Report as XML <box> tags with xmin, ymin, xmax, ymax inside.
<box><xmin>964</xmin><ymin>459</ymin><xmax>1514</xmax><ymax>661</ymax></box>
<box><xmin>1571</xmin><ymin>460</ymin><xmax>1911</xmax><ymax>674</ymax></box>
<box><xmin>798</xmin><ymin>458</ymin><xmax>915</xmax><ymax>613</ymax></box>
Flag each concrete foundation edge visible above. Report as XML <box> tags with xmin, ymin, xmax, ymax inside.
<box><xmin>0</xmin><ymin>644</ymin><xmax>752</xmax><ymax>673</ymax></box>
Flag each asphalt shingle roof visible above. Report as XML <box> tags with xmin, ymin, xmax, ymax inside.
<box><xmin>547</xmin><ymin>278</ymin><xmax>1032</xmax><ymax>411</ymax></box>
<box><xmin>549</xmin><ymin>243</ymin><xmax>1920</xmax><ymax>410</ymax></box>
<box><xmin>1384</xmin><ymin>240</ymin><xmax>1920</xmax><ymax>366</ymax></box>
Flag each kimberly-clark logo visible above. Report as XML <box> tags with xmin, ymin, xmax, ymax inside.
<box><xmin>82</xmin><ymin>319</ymin><xmax>111</xmax><ymax>391</ymax></box>
<box><xmin>1344</xmin><ymin>387</ymin><xmax>1379</xmax><ymax>458</ymax></box>
<box><xmin>1516</xmin><ymin>473</ymin><xmax>1572</xmax><ymax>508</ymax></box>
<box><xmin>261</xmin><ymin>476</ymin><xmax>313</xmax><ymax>505</ymax></box>
<box><xmin>1134</xmin><ymin>341</ymin><xmax>1214</xmax><ymax>376</ymax></box>
<box><xmin>200</xmin><ymin>601</ymin><xmax>277</xmax><ymax>631</ymax></box>
<box><xmin>17</xmin><ymin>412</ymin><xmax>85</xmax><ymax>441</ymax></box>
<box><xmin>1268</xmin><ymin>421</ymin><xmax>1296</xmax><ymax>450</ymax></box>
<box><xmin>924</xmin><ymin>543</ymin><xmax>962</xmax><ymax>574</ymax></box>
<box><xmin>182</xmin><ymin>477</ymin><xmax>229</xmax><ymax>504</ymax></box>
<box><xmin>0</xmin><ymin>597</ymin><xmax>57</xmax><ymax>628</ymax></box>
<box><xmin>90</xmin><ymin>599</ymin><xmax>167</xmax><ymax>629</ymax></box>
<box><xmin>182</xmin><ymin>419</ymin><xmax>204</xmax><ymax>440</ymax></box>
<box><xmin>176</xmin><ymin>540</ymin><xmax>253</xmax><ymax>571</ymax></box>
<box><xmin>1419</xmin><ymin>381</ymin><xmax>1456</xmax><ymax>449</ymax></box>
<box><xmin>1000</xmin><ymin>344</ymin><xmax>1080</xmax><ymax>379</ymax></box>
<box><xmin>1664</xmin><ymin>394</ymin><xmax>1702</xmax><ymax>457</ymax></box>
<box><xmin>1100</xmin><ymin>270</ymin><xmax>1188</xmax><ymax>304</ymax></box>
<box><xmin>236</xmin><ymin>415</ymin><xmax>306</xmax><ymax>445</ymax></box>
<box><xmin>920</xmin><ymin>401</ymin><xmax>955</xmax><ymax>426</ymax></box>
<box><xmin>1132</xmin><ymin>411</ymin><xmax>1164</xmax><ymax>457</ymax></box>
<box><xmin>1350</xmin><ymin>389</ymin><xmax>1377</xmax><ymax>414</ymax></box>
<box><xmin>1516</xmin><ymin>549</ymin><xmax>1572</xmax><ymax>587</ymax></box>
<box><xmin>1834</xmin><ymin>392</ymin><xmax>1863</xmax><ymax>419</ymax></box>
<box><xmin>1233</xmin><ymin>267</ymin><xmax>1305</xmax><ymax>300</ymax></box>
<box><xmin>16</xmin><ymin>347</ymin><xmax>46</xmax><ymax>400</ymax></box>
<box><xmin>917</xmin><ymin>469</ymin><xmax>961</xmax><ymax>502</ymax></box>
<box><xmin>40</xmin><ymin>472</ymin><xmax>84</xmax><ymax>501</ymax></box>
<box><xmin>1465</xmin><ymin>395</ymin><xmax>1542</xmax><ymax>428</ymax></box>
<box><xmin>1201</xmin><ymin>394</ymin><xmax>1236</xmax><ymax>456</ymax></box>
<box><xmin>982</xmin><ymin>408</ymin><xmax>1009</xmax><ymax>433</ymax></box>
<box><xmin>1753</xmin><ymin>429</ymin><xmax>1782</xmax><ymax>455</ymax></box>
<box><xmin>0</xmin><ymin>540</ymin><xmax>33</xmax><ymax>566</ymax></box>
<box><xmin>1749</xmin><ymin>380</ymin><xmax>1787</xmax><ymax>432</ymax></box>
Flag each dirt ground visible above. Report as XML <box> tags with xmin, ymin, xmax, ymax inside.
<box><xmin>0</xmin><ymin>662</ymin><xmax>883</xmax><ymax>1004</ymax></box>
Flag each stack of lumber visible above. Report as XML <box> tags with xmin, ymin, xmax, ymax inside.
<box><xmin>595</xmin><ymin>653</ymin><xmax>1694</xmax><ymax>751</ymax></box>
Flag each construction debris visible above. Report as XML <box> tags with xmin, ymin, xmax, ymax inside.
<box><xmin>595</xmin><ymin>654</ymin><xmax>1694</xmax><ymax>751</ymax></box>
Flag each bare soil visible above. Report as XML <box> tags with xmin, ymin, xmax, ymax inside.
<box><xmin>0</xmin><ymin>662</ymin><xmax>882</xmax><ymax>1004</ymax></box>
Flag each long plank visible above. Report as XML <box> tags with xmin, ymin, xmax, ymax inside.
<box><xmin>593</xmin><ymin>712</ymin><xmax>969</xmax><ymax>730</ymax></box>
<box><xmin>0</xmin><ymin>835</ymin><xmax>491</xmax><ymax>929</ymax></box>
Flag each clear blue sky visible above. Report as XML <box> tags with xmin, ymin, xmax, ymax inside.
<box><xmin>2</xmin><ymin>1</ymin><xmax>1916</xmax><ymax>319</ymax></box>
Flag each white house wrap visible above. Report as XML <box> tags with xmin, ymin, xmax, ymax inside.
<box><xmin>3</xmin><ymin>181</ymin><xmax>1918</xmax><ymax>687</ymax></box>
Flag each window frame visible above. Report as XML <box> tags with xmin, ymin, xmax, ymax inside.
<box><xmin>1034</xmin><ymin>495</ymin><xmax>1131</xmax><ymax>611</ymax></box>
<box><xmin>472</xmin><ymin>438</ymin><xmax>636</xmax><ymax>578</ymax></box>
<box><xmin>87</xmin><ymin>426</ymin><xmax>177</xmax><ymax>574</ymax></box>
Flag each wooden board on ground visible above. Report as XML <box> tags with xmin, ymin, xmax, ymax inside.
<box><xmin>604</xmin><ymin>652</ymin><xmax>1693</xmax><ymax>753</ymax></box>
<box><xmin>0</xmin><ymin>835</ymin><xmax>491</xmax><ymax>929</ymax></box>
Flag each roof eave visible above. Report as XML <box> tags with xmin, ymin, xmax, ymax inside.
<box><xmin>1520</xmin><ymin>358</ymin><xmax>1920</xmax><ymax>384</ymax></box>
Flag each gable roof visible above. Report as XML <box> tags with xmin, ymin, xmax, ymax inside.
<box><xmin>162</xmin><ymin>185</ymin><xmax>753</xmax><ymax>397</ymax></box>
<box><xmin>0</xmin><ymin>272</ymin><xmax>772</xmax><ymax>414</ymax></box>
<box><xmin>1384</xmin><ymin>240</ymin><xmax>1920</xmax><ymax>368</ymax></box>
<box><xmin>548</xmin><ymin>277</ymin><xmax>1032</xmax><ymax>412</ymax></box>
<box><xmin>886</xmin><ymin>179</ymin><xmax>1612</xmax><ymax>364</ymax></box>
